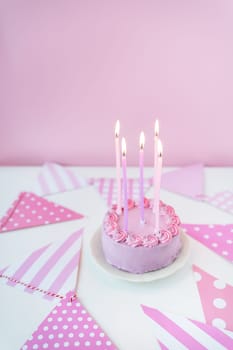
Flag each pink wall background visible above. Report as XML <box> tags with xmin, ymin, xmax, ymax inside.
<box><xmin>1</xmin><ymin>1</ymin><xmax>233</xmax><ymax>166</ymax></box>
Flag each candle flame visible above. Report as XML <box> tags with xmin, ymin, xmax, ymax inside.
<box><xmin>158</xmin><ymin>139</ymin><xmax>163</xmax><ymax>157</ymax></box>
<box><xmin>115</xmin><ymin>120</ymin><xmax>120</xmax><ymax>137</ymax></box>
<box><xmin>122</xmin><ymin>137</ymin><xmax>127</xmax><ymax>156</ymax></box>
<box><xmin>139</xmin><ymin>131</ymin><xmax>145</xmax><ymax>149</ymax></box>
<box><xmin>154</xmin><ymin>119</ymin><xmax>159</xmax><ymax>137</ymax></box>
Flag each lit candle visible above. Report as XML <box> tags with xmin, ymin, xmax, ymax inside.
<box><xmin>115</xmin><ymin>120</ymin><xmax>121</xmax><ymax>214</ymax></box>
<box><xmin>153</xmin><ymin>119</ymin><xmax>159</xmax><ymax>213</ymax></box>
<box><xmin>155</xmin><ymin>139</ymin><xmax>163</xmax><ymax>234</ymax></box>
<box><xmin>139</xmin><ymin>131</ymin><xmax>145</xmax><ymax>223</ymax></box>
<box><xmin>121</xmin><ymin>137</ymin><xmax>128</xmax><ymax>231</ymax></box>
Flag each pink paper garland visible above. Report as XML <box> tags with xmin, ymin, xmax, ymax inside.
<box><xmin>193</xmin><ymin>265</ymin><xmax>233</xmax><ymax>332</ymax></box>
<box><xmin>21</xmin><ymin>291</ymin><xmax>117</xmax><ymax>350</ymax></box>
<box><xmin>0</xmin><ymin>192</ymin><xmax>84</xmax><ymax>233</ymax></box>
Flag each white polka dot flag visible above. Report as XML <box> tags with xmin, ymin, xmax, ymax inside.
<box><xmin>141</xmin><ymin>304</ymin><xmax>233</xmax><ymax>350</ymax></box>
<box><xmin>193</xmin><ymin>265</ymin><xmax>233</xmax><ymax>332</ymax></box>
<box><xmin>204</xmin><ymin>191</ymin><xmax>233</xmax><ymax>216</ymax></box>
<box><xmin>182</xmin><ymin>224</ymin><xmax>233</xmax><ymax>264</ymax></box>
<box><xmin>21</xmin><ymin>291</ymin><xmax>117</xmax><ymax>350</ymax></box>
<box><xmin>0</xmin><ymin>192</ymin><xmax>84</xmax><ymax>233</ymax></box>
<box><xmin>0</xmin><ymin>229</ymin><xmax>84</xmax><ymax>300</ymax></box>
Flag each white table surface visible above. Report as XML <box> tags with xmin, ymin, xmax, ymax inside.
<box><xmin>0</xmin><ymin>166</ymin><xmax>232</xmax><ymax>350</ymax></box>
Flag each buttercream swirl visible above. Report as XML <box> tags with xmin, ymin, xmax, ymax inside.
<box><xmin>104</xmin><ymin>197</ymin><xmax>181</xmax><ymax>246</ymax></box>
<box><xmin>159</xmin><ymin>230</ymin><xmax>172</xmax><ymax>244</ymax></box>
<box><xmin>114</xmin><ymin>229</ymin><xmax>127</xmax><ymax>243</ymax></box>
<box><xmin>143</xmin><ymin>234</ymin><xmax>159</xmax><ymax>247</ymax></box>
<box><xmin>171</xmin><ymin>215</ymin><xmax>180</xmax><ymax>225</ymax></box>
<box><xmin>108</xmin><ymin>211</ymin><xmax>119</xmax><ymax>224</ymax></box>
<box><xmin>168</xmin><ymin>224</ymin><xmax>179</xmax><ymax>237</ymax></box>
<box><xmin>127</xmin><ymin>199</ymin><xmax>136</xmax><ymax>210</ymax></box>
<box><xmin>126</xmin><ymin>234</ymin><xmax>143</xmax><ymax>247</ymax></box>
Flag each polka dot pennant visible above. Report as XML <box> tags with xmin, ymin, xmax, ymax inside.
<box><xmin>21</xmin><ymin>291</ymin><xmax>117</xmax><ymax>350</ymax></box>
<box><xmin>193</xmin><ymin>265</ymin><xmax>233</xmax><ymax>332</ymax></box>
<box><xmin>182</xmin><ymin>223</ymin><xmax>233</xmax><ymax>263</ymax></box>
<box><xmin>0</xmin><ymin>192</ymin><xmax>84</xmax><ymax>233</ymax></box>
<box><xmin>205</xmin><ymin>191</ymin><xmax>233</xmax><ymax>216</ymax></box>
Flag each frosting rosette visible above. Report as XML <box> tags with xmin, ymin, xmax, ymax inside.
<box><xmin>165</xmin><ymin>205</ymin><xmax>175</xmax><ymax>216</ymax></box>
<box><xmin>159</xmin><ymin>229</ymin><xmax>172</xmax><ymax>244</ymax></box>
<box><xmin>168</xmin><ymin>224</ymin><xmax>179</xmax><ymax>237</ymax></box>
<box><xmin>143</xmin><ymin>197</ymin><xmax>150</xmax><ymax>208</ymax></box>
<box><xmin>108</xmin><ymin>211</ymin><xmax>119</xmax><ymax>224</ymax></box>
<box><xmin>143</xmin><ymin>234</ymin><xmax>159</xmax><ymax>247</ymax></box>
<box><xmin>104</xmin><ymin>224</ymin><xmax>116</xmax><ymax>236</ymax></box>
<box><xmin>126</xmin><ymin>233</ymin><xmax>143</xmax><ymax>247</ymax></box>
<box><xmin>114</xmin><ymin>229</ymin><xmax>127</xmax><ymax>243</ymax></box>
<box><xmin>127</xmin><ymin>199</ymin><xmax>136</xmax><ymax>210</ymax></box>
<box><xmin>171</xmin><ymin>215</ymin><xmax>180</xmax><ymax>225</ymax></box>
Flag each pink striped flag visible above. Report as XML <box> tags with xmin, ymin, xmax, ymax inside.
<box><xmin>37</xmin><ymin>162</ymin><xmax>88</xmax><ymax>196</ymax></box>
<box><xmin>37</xmin><ymin>162</ymin><xmax>153</xmax><ymax>206</ymax></box>
<box><xmin>88</xmin><ymin>177</ymin><xmax>153</xmax><ymax>206</ymax></box>
<box><xmin>142</xmin><ymin>304</ymin><xmax>233</xmax><ymax>350</ymax></box>
<box><xmin>0</xmin><ymin>229</ymin><xmax>84</xmax><ymax>299</ymax></box>
<box><xmin>0</xmin><ymin>192</ymin><xmax>84</xmax><ymax>233</ymax></box>
<box><xmin>21</xmin><ymin>291</ymin><xmax>117</xmax><ymax>350</ymax></box>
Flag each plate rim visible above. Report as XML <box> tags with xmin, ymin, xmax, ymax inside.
<box><xmin>90</xmin><ymin>228</ymin><xmax>190</xmax><ymax>283</ymax></box>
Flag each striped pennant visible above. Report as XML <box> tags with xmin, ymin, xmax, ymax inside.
<box><xmin>88</xmin><ymin>177</ymin><xmax>153</xmax><ymax>206</ymax></box>
<box><xmin>142</xmin><ymin>304</ymin><xmax>233</xmax><ymax>350</ymax></box>
<box><xmin>0</xmin><ymin>229</ymin><xmax>83</xmax><ymax>300</ymax></box>
<box><xmin>38</xmin><ymin>163</ymin><xmax>88</xmax><ymax>195</ymax></box>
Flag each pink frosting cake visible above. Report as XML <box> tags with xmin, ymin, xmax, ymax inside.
<box><xmin>101</xmin><ymin>198</ymin><xmax>182</xmax><ymax>274</ymax></box>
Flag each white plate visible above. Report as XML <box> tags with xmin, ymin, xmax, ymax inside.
<box><xmin>90</xmin><ymin>228</ymin><xmax>190</xmax><ymax>282</ymax></box>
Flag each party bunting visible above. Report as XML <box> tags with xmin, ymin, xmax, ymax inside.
<box><xmin>88</xmin><ymin>177</ymin><xmax>153</xmax><ymax>206</ymax></box>
<box><xmin>21</xmin><ymin>291</ymin><xmax>117</xmax><ymax>350</ymax></box>
<box><xmin>38</xmin><ymin>162</ymin><xmax>88</xmax><ymax>196</ymax></box>
<box><xmin>158</xmin><ymin>340</ymin><xmax>169</xmax><ymax>350</ymax></box>
<box><xmin>193</xmin><ymin>265</ymin><xmax>233</xmax><ymax>332</ymax></box>
<box><xmin>161</xmin><ymin>163</ymin><xmax>205</xmax><ymax>199</ymax></box>
<box><xmin>0</xmin><ymin>192</ymin><xmax>84</xmax><ymax>233</ymax></box>
<box><xmin>204</xmin><ymin>191</ymin><xmax>233</xmax><ymax>216</ymax></box>
<box><xmin>183</xmin><ymin>224</ymin><xmax>233</xmax><ymax>264</ymax></box>
<box><xmin>0</xmin><ymin>229</ymin><xmax>83</xmax><ymax>299</ymax></box>
<box><xmin>141</xmin><ymin>304</ymin><xmax>233</xmax><ymax>350</ymax></box>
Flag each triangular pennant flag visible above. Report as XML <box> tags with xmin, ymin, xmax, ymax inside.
<box><xmin>88</xmin><ymin>177</ymin><xmax>153</xmax><ymax>206</ymax></box>
<box><xmin>0</xmin><ymin>192</ymin><xmax>84</xmax><ymax>233</ymax></box>
<box><xmin>142</xmin><ymin>304</ymin><xmax>233</xmax><ymax>350</ymax></box>
<box><xmin>193</xmin><ymin>265</ymin><xmax>233</xmax><ymax>332</ymax></box>
<box><xmin>0</xmin><ymin>229</ymin><xmax>83</xmax><ymax>299</ymax></box>
<box><xmin>183</xmin><ymin>223</ymin><xmax>233</xmax><ymax>263</ymax></box>
<box><xmin>21</xmin><ymin>291</ymin><xmax>117</xmax><ymax>350</ymax></box>
<box><xmin>158</xmin><ymin>340</ymin><xmax>169</xmax><ymax>350</ymax></box>
<box><xmin>161</xmin><ymin>163</ymin><xmax>205</xmax><ymax>199</ymax></box>
<box><xmin>204</xmin><ymin>191</ymin><xmax>233</xmax><ymax>216</ymax></box>
<box><xmin>37</xmin><ymin>162</ymin><xmax>88</xmax><ymax>196</ymax></box>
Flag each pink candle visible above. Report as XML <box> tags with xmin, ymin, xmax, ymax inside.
<box><xmin>121</xmin><ymin>137</ymin><xmax>128</xmax><ymax>231</ymax></box>
<box><xmin>153</xmin><ymin>119</ymin><xmax>159</xmax><ymax>213</ymax></box>
<box><xmin>115</xmin><ymin>120</ymin><xmax>121</xmax><ymax>214</ymax></box>
<box><xmin>139</xmin><ymin>131</ymin><xmax>145</xmax><ymax>223</ymax></box>
<box><xmin>155</xmin><ymin>139</ymin><xmax>163</xmax><ymax>234</ymax></box>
